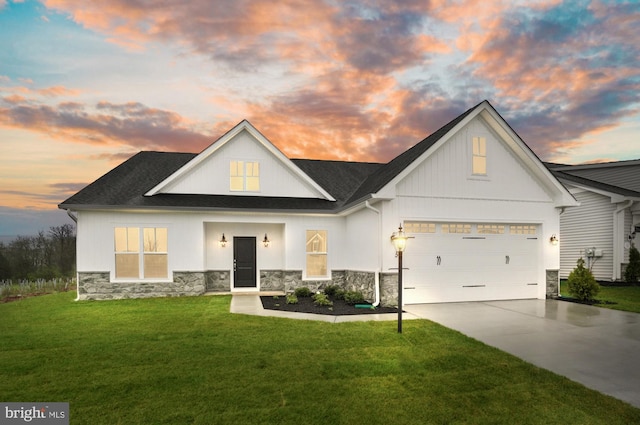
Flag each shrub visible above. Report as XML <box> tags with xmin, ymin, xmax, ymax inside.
<box><xmin>286</xmin><ymin>294</ymin><xmax>298</xmax><ymax>304</ymax></box>
<box><xmin>343</xmin><ymin>290</ymin><xmax>365</xmax><ymax>305</ymax></box>
<box><xmin>333</xmin><ymin>288</ymin><xmax>346</xmax><ymax>300</ymax></box>
<box><xmin>567</xmin><ymin>257</ymin><xmax>600</xmax><ymax>301</ymax></box>
<box><xmin>624</xmin><ymin>244</ymin><xmax>640</xmax><ymax>284</ymax></box>
<box><xmin>294</xmin><ymin>287</ymin><xmax>312</xmax><ymax>298</ymax></box>
<box><xmin>323</xmin><ymin>284</ymin><xmax>340</xmax><ymax>297</ymax></box>
<box><xmin>313</xmin><ymin>292</ymin><xmax>333</xmax><ymax>307</ymax></box>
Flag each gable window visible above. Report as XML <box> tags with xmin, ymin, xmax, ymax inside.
<box><xmin>472</xmin><ymin>136</ymin><xmax>487</xmax><ymax>175</ymax></box>
<box><xmin>306</xmin><ymin>230</ymin><xmax>328</xmax><ymax>278</ymax></box>
<box><xmin>230</xmin><ymin>160</ymin><xmax>260</xmax><ymax>191</ymax></box>
<box><xmin>115</xmin><ymin>227</ymin><xmax>168</xmax><ymax>279</ymax></box>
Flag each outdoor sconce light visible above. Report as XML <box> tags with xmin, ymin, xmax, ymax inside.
<box><xmin>219</xmin><ymin>233</ymin><xmax>227</xmax><ymax>248</ymax></box>
<box><xmin>263</xmin><ymin>233</ymin><xmax>270</xmax><ymax>247</ymax></box>
<box><xmin>550</xmin><ymin>234</ymin><xmax>558</xmax><ymax>245</ymax></box>
<box><xmin>391</xmin><ymin>224</ymin><xmax>409</xmax><ymax>334</ymax></box>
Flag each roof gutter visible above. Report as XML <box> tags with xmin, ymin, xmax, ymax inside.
<box><xmin>365</xmin><ymin>200</ymin><xmax>381</xmax><ymax>307</ymax></box>
<box><xmin>65</xmin><ymin>209</ymin><xmax>78</xmax><ymax>223</ymax></box>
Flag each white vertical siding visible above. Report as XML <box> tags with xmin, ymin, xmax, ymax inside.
<box><xmin>162</xmin><ymin>130</ymin><xmax>321</xmax><ymax>198</ymax></box>
<box><xmin>560</xmin><ymin>190</ymin><xmax>614</xmax><ymax>280</ymax></box>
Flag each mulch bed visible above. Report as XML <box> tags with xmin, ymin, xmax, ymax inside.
<box><xmin>260</xmin><ymin>295</ymin><xmax>398</xmax><ymax>316</ymax></box>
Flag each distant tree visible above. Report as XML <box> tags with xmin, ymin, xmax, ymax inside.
<box><xmin>0</xmin><ymin>244</ymin><xmax>11</xmax><ymax>280</ymax></box>
<box><xmin>625</xmin><ymin>244</ymin><xmax>640</xmax><ymax>284</ymax></box>
<box><xmin>567</xmin><ymin>257</ymin><xmax>600</xmax><ymax>302</ymax></box>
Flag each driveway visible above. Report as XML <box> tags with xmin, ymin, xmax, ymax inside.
<box><xmin>404</xmin><ymin>299</ymin><xmax>640</xmax><ymax>408</ymax></box>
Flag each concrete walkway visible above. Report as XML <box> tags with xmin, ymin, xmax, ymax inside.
<box><xmin>230</xmin><ymin>295</ymin><xmax>640</xmax><ymax>408</ymax></box>
<box><xmin>404</xmin><ymin>299</ymin><xmax>640</xmax><ymax>409</ymax></box>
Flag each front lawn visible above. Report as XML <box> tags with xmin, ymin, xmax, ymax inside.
<box><xmin>560</xmin><ymin>283</ymin><xmax>640</xmax><ymax>313</ymax></box>
<box><xmin>1</xmin><ymin>292</ymin><xmax>639</xmax><ymax>424</ymax></box>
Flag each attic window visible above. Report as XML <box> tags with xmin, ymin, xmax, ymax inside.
<box><xmin>472</xmin><ymin>136</ymin><xmax>487</xmax><ymax>175</ymax></box>
<box><xmin>230</xmin><ymin>160</ymin><xmax>260</xmax><ymax>192</ymax></box>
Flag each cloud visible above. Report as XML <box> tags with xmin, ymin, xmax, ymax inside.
<box><xmin>0</xmin><ymin>93</ymin><xmax>214</xmax><ymax>153</ymax></box>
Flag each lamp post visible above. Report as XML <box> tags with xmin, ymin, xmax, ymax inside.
<box><xmin>391</xmin><ymin>225</ymin><xmax>408</xmax><ymax>333</ymax></box>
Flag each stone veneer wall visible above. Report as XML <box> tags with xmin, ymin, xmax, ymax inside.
<box><xmin>546</xmin><ymin>269</ymin><xmax>559</xmax><ymax>298</ymax></box>
<box><xmin>206</xmin><ymin>270</ymin><xmax>230</xmax><ymax>292</ymax></box>
<box><xmin>379</xmin><ymin>272</ymin><xmax>398</xmax><ymax>307</ymax></box>
<box><xmin>77</xmin><ymin>271</ymin><xmax>206</xmax><ymax>300</ymax></box>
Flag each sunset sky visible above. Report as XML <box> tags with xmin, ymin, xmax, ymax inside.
<box><xmin>1</xmin><ymin>0</ymin><xmax>639</xmax><ymax>237</ymax></box>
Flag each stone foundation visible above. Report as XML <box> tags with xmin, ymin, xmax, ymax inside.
<box><xmin>379</xmin><ymin>272</ymin><xmax>398</xmax><ymax>307</ymax></box>
<box><xmin>206</xmin><ymin>270</ymin><xmax>230</xmax><ymax>292</ymax></box>
<box><xmin>546</xmin><ymin>269</ymin><xmax>559</xmax><ymax>298</ymax></box>
<box><xmin>77</xmin><ymin>271</ymin><xmax>206</xmax><ymax>300</ymax></box>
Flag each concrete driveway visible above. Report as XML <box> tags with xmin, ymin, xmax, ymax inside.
<box><xmin>404</xmin><ymin>299</ymin><xmax>640</xmax><ymax>408</ymax></box>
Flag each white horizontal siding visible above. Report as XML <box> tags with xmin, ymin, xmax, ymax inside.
<box><xmin>560</xmin><ymin>190</ymin><xmax>614</xmax><ymax>280</ymax></box>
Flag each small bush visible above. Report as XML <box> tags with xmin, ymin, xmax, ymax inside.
<box><xmin>294</xmin><ymin>287</ymin><xmax>312</xmax><ymax>298</ymax></box>
<box><xmin>333</xmin><ymin>288</ymin><xmax>346</xmax><ymax>300</ymax></box>
<box><xmin>343</xmin><ymin>290</ymin><xmax>365</xmax><ymax>305</ymax></box>
<box><xmin>312</xmin><ymin>292</ymin><xmax>333</xmax><ymax>307</ymax></box>
<box><xmin>567</xmin><ymin>257</ymin><xmax>600</xmax><ymax>301</ymax></box>
<box><xmin>624</xmin><ymin>244</ymin><xmax>640</xmax><ymax>283</ymax></box>
<box><xmin>286</xmin><ymin>294</ymin><xmax>298</xmax><ymax>304</ymax></box>
<box><xmin>323</xmin><ymin>284</ymin><xmax>340</xmax><ymax>297</ymax></box>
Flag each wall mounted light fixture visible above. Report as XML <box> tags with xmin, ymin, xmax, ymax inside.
<box><xmin>219</xmin><ymin>233</ymin><xmax>227</xmax><ymax>247</ymax></box>
<box><xmin>263</xmin><ymin>233</ymin><xmax>270</xmax><ymax>247</ymax></box>
<box><xmin>549</xmin><ymin>234</ymin><xmax>558</xmax><ymax>245</ymax></box>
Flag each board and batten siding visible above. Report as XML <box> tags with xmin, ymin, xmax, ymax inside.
<box><xmin>560</xmin><ymin>190</ymin><xmax>614</xmax><ymax>280</ymax></box>
<box><xmin>161</xmin><ymin>129</ymin><xmax>321</xmax><ymax>198</ymax></box>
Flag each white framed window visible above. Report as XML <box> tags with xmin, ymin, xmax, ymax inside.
<box><xmin>306</xmin><ymin>230</ymin><xmax>327</xmax><ymax>278</ymax></box>
<box><xmin>510</xmin><ymin>225</ymin><xmax>537</xmax><ymax>235</ymax></box>
<box><xmin>442</xmin><ymin>223</ymin><xmax>472</xmax><ymax>234</ymax></box>
<box><xmin>230</xmin><ymin>160</ymin><xmax>260</xmax><ymax>191</ymax></box>
<box><xmin>115</xmin><ymin>227</ymin><xmax>168</xmax><ymax>279</ymax></box>
<box><xmin>404</xmin><ymin>221</ymin><xmax>436</xmax><ymax>234</ymax></box>
<box><xmin>477</xmin><ymin>224</ymin><xmax>505</xmax><ymax>234</ymax></box>
<box><xmin>472</xmin><ymin>136</ymin><xmax>487</xmax><ymax>175</ymax></box>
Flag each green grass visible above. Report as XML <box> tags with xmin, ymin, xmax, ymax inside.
<box><xmin>560</xmin><ymin>283</ymin><xmax>640</xmax><ymax>313</ymax></box>
<box><xmin>1</xmin><ymin>292</ymin><xmax>639</xmax><ymax>424</ymax></box>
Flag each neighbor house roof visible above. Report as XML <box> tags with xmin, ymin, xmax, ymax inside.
<box><xmin>547</xmin><ymin>160</ymin><xmax>640</xmax><ymax>199</ymax></box>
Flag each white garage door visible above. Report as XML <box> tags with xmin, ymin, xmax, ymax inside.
<box><xmin>402</xmin><ymin>222</ymin><xmax>539</xmax><ymax>304</ymax></box>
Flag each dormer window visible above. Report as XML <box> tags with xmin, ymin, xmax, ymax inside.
<box><xmin>472</xmin><ymin>136</ymin><xmax>487</xmax><ymax>175</ymax></box>
<box><xmin>230</xmin><ymin>160</ymin><xmax>260</xmax><ymax>191</ymax></box>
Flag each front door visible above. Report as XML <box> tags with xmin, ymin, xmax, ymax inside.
<box><xmin>233</xmin><ymin>237</ymin><xmax>256</xmax><ymax>288</ymax></box>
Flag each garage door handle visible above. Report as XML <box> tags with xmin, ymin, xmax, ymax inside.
<box><xmin>437</xmin><ymin>256</ymin><xmax>441</xmax><ymax>265</ymax></box>
<box><xmin>405</xmin><ymin>287</ymin><xmax>415</xmax><ymax>290</ymax></box>
<box><xmin>505</xmin><ymin>255</ymin><xmax>510</xmax><ymax>264</ymax></box>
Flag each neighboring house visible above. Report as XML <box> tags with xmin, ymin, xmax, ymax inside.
<box><xmin>59</xmin><ymin>100</ymin><xmax>577</xmax><ymax>305</ymax></box>
<box><xmin>547</xmin><ymin>161</ymin><xmax>640</xmax><ymax>281</ymax></box>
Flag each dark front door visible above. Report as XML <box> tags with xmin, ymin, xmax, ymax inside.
<box><xmin>233</xmin><ymin>237</ymin><xmax>256</xmax><ymax>288</ymax></box>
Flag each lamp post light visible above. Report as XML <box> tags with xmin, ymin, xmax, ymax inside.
<box><xmin>391</xmin><ymin>224</ymin><xmax>409</xmax><ymax>333</ymax></box>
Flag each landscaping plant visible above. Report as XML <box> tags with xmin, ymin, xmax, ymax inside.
<box><xmin>624</xmin><ymin>243</ymin><xmax>640</xmax><ymax>283</ymax></box>
<box><xmin>293</xmin><ymin>287</ymin><xmax>312</xmax><ymax>297</ymax></box>
<box><xmin>312</xmin><ymin>292</ymin><xmax>333</xmax><ymax>307</ymax></box>
<box><xmin>567</xmin><ymin>257</ymin><xmax>600</xmax><ymax>301</ymax></box>
<box><xmin>285</xmin><ymin>294</ymin><xmax>298</xmax><ymax>304</ymax></box>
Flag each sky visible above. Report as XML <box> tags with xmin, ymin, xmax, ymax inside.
<box><xmin>1</xmin><ymin>0</ymin><xmax>639</xmax><ymax>237</ymax></box>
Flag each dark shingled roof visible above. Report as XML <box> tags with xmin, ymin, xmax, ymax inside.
<box><xmin>547</xmin><ymin>160</ymin><xmax>640</xmax><ymax>198</ymax></box>
<box><xmin>59</xmin><ymin>101</ymin><xmax>486</xmax><ymax>213</ymax></box>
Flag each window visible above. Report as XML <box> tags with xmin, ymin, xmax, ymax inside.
<box><xmin>478</xmin><ymin>224</ymin><xmax>505</xmax><ymax>234</ymax></box>
<box><xmin>442</xmin><ymin>223</ymin><xmax>471</xmax><ymax>234</ymax></box>
<box><xmin>472</xmin><ymin>136</ymin><xmax>487</xmax><ymax>175</ymax></box>
<box><xmin>510</xmin><ymin>225</ymin><xmax>537</xmax><ymax>235</ymax></box>
<box><xmin>115</xmin><ymin>227</ymin><xmax>168</xmax><ymax>279</ymax></box>
<box><xmin>230</xmin><ymin>160</ymin><xmax>260</xmax><ymax>191</ymax></box>
<box><xmin>404</xmin><ymin>221</ymin><xmax>436</xmax><ymax>233</ymax></box>
<box><xmin>306</xmin><ymin>230</ymin><xmax>327</xmax><ymax>278</ymax></box>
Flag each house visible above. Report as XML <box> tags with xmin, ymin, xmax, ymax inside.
<box><xmin>59</xmin><ymin>100</ymin><xmax>578</xmax><ymax>305</ymax></box>
<box><xmin>547</xmin><ymin>161</ymin><xmax>640</xmax><ymax>281</ymax></box>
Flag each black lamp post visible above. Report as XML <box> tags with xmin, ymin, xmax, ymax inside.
<box><xmin>391</xmin><ymin>225</ymin><xmax>408</xmax><ymax>333</ymax></box>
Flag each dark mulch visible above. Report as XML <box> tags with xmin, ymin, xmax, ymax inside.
<box><xmin>260</xmin><ymin>295</ymin><xmax>398</xmax><ymax>316</ymax></box>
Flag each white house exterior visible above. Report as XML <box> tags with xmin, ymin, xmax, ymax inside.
<box><xmin>548</xmin><ymin>161</ymin><xmax>640</xmax><ymax>281</ymax></box>
<box><xmin>59</xmin><ymin>101</ymin><xmax>578</xmax><ymax>305</ymax></box>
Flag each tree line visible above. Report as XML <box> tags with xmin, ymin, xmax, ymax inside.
<box><xmin>0</xmin><ymin>224</ymin><xmax>76</xmax><ymax>280</ymax></box>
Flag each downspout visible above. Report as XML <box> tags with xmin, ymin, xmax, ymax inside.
<box><xmin>613</xmin><ymin>200</ymin><xmax>634</xmax><ymax>281</ymax></box>
<box><xmin>64</xmin><ymin>209</ymin><xmax>80</xmax><ymax>301</ymax></box>
<box><xmin>365</xmin><ymin>200</ymin><xmax>381</xmax><ymax>307</ymax></box>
